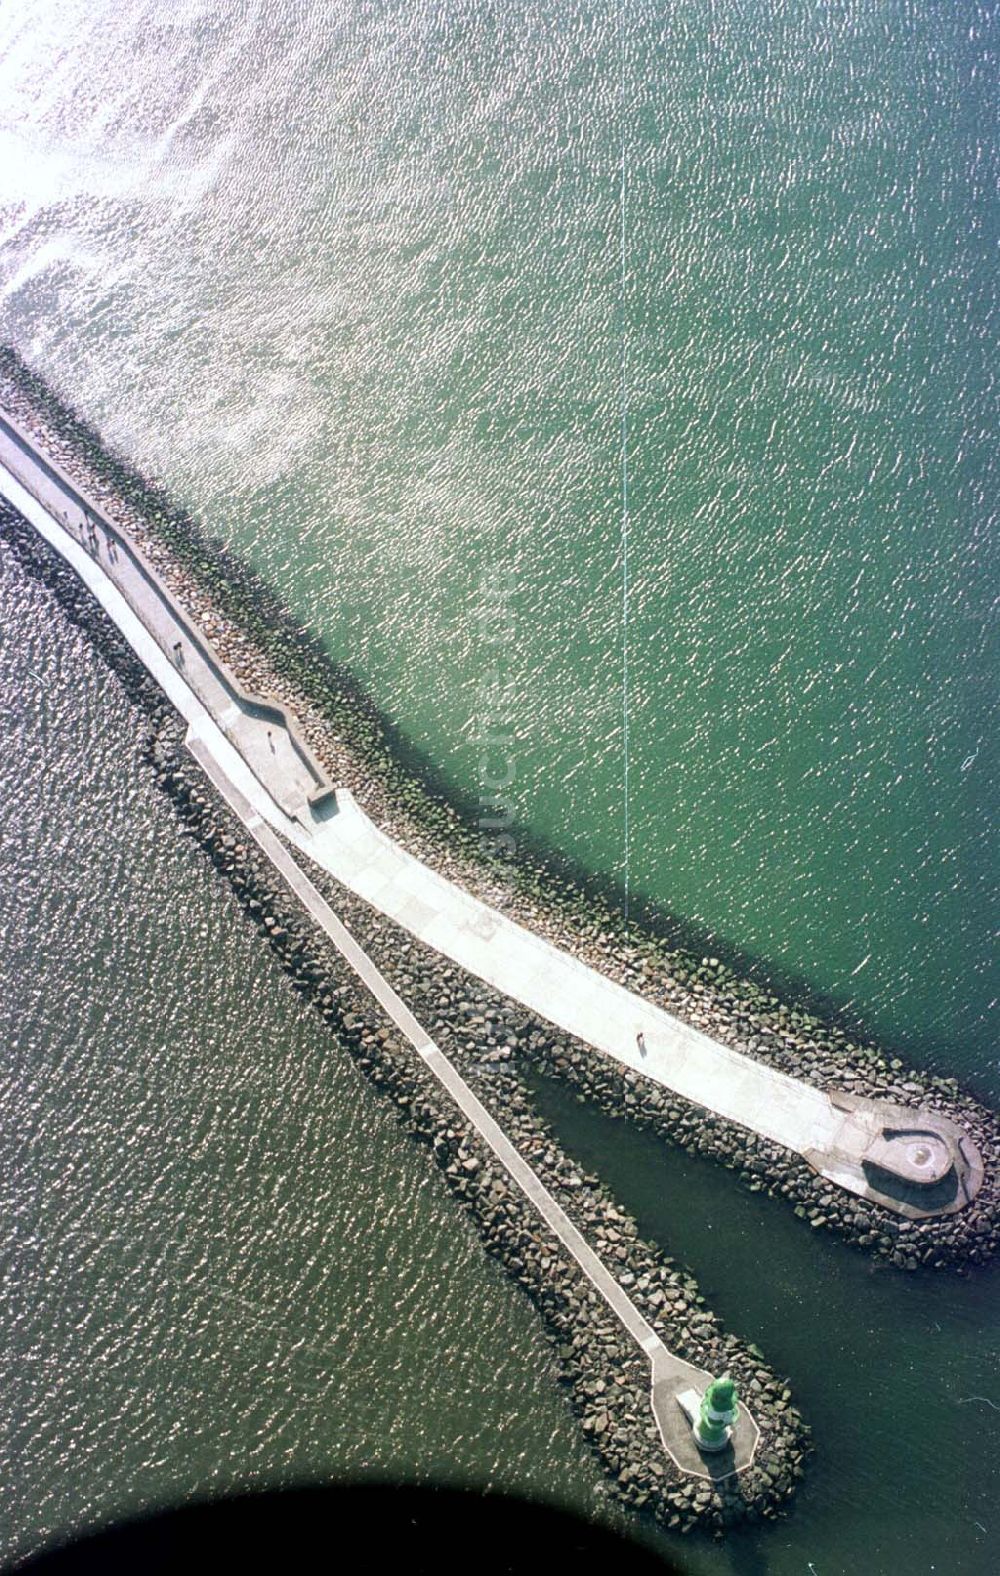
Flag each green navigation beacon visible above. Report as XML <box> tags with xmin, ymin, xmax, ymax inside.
<box><xmin>693</xmin><ymin>1375</ymin><xmax>738</xmax><ymax>1452</ymax></box>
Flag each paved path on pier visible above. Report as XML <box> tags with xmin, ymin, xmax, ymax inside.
<box><xmin>0</xmin><ymin>414</ymin><xmax>329</xmax><ymax>819</ymax></box>
<box><xmin>188</xmin><ymin>734</ymin><xmax>758</xmax><ymax>1480</ymax></box>
<box><xmin>0</xmin><ymin>411</ymin><xmax>883</xmax><ymax>1201</ymax></box>
<box><xmin>1</xmin><ymin>418</ymin><xmax>761</xmax><ymax>1477</ymax></box>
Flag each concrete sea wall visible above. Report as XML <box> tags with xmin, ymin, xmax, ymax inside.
<box><xmin>1</xmin><ymin>346</ymin><xmax>997</xmax><ymax>1275</ymax></box>
<box><xmin>0</xmin><ymin>501</ymin><xmax>809</xmax><ymax>1533</ymax></box>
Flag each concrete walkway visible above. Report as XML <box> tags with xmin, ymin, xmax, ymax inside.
<box><xmin>1</xmin><ymin>419</ymin><xmax>761</xmax><ymax>1478</ymax></box>
<box><xmin>0</xmin><ymin>418</ymin><xmax>834</xmax><ymax>1151</ymax></box>
<box><xmin>0</xmin><ymin>409</ymin><xmax>977</xmax><ymax>1218</ymax></box>
<box><xmin>0</xmin><ymin>415</ymin><xmax>332</xmax><ymax>822</ymax></box>
<box><xmin>188</xmin><ymin>734</ymin><xmax>758</xmax><ymax>1481</ymax></box>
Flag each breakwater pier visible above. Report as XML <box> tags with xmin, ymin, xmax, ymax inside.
<box><xmin>2</xmin><ymin>374</ymin><xmax>998</xmax><ymax>1530</ymax></box>
<box><xmin>0</xmin><ymin>404</ymin><xmax>988</xmax><ymax>1229</ymax></box>
<box><xmin>0</xmin><ymin>401</ymin><xmax>791</xmax><ymax>1531</ymax></box>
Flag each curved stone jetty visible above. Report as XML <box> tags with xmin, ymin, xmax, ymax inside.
<box><xmin>4</xmin><ymin>376</ymin><xmax>996</xmax><ymax>1527</ymax></box>
<box><xmin>191</xmin><ymin>731</ymin><xmax>759</xmax><ymax>1484</ymax></box>
<box><xmin>0</xmin><ymin>408</ymin><xmax>777</xmax><ymax>1513</ymax></box>
<box><xmin>0</xmin><ymin>406</ymin><xmax>982</xmax><ymax>1225</ymax></box>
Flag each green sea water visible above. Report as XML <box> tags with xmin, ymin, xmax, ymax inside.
<box><xmin>1</xmin><ymin>0</ymin><xmax>995</xmax><ymax>1071</ymax></box>
<box><xmin>1</xmin><ymin>2</ymin><xmax>997</xmax><ymax>1570</ymax></box>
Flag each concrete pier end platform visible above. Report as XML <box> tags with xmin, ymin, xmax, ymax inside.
<box><xmin>651</xmin><ymin>1362</ymin><xmax>758</xmax><ymax>1482</ymax></box>
<box><xmin>803</xmin><ymin>1091</ymin><xmax>985</xmax><ymax>1218</ymax></box>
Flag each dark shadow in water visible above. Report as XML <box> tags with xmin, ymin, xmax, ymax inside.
<box><xmin>9</xmin><ymin>1484</ymin><xmax>685</xmax><ymax>1576</ymax></box>
<box><xmin>717</xmin><ymin>1538</ymin><xmax>772</xmax><ymax>1576</ymax></box>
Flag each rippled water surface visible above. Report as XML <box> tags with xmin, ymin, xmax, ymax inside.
<box><xmin>0</xmin><ymin>545</ymin><xmax>609</xmax><ymax>1561</ymax></box>
<box><xmin>0</xmin><ymin>2</ymin><xmax>997</xmax><ymax>1571</ymax></box>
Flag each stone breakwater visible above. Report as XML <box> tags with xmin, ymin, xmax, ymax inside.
<box><xmin>0</xmin><ymin>496</ymin><xmax>809</xmax><ymax>1533</ymax></box>
<box><xmin>153</xmin><ymin>742</ymin><xmax>811</xmax><ymax>1534</ymax></box>
<box><xmin>1</xmin><ymin>348</ymin><xmax>998</xmax><ymax>1274</ymax></box>
<box><xmin>292</xmin><ymin>853</ymin><xmax>999</xmax><ymax>1272</ymax></box>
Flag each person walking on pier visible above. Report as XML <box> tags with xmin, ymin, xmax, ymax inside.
<box><xmin>636</xmin><ymin>1031</ymin><xmax>647</xmax><ymax>1057</ymax></box>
